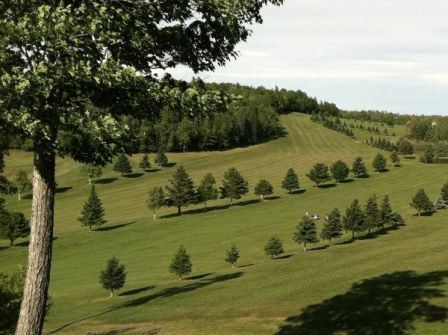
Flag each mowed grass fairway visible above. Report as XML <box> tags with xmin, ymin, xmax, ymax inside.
<box><xmin>1</xmin><ymin>113</ymin><xmax>448</xmax><ymax>335</ymax></box>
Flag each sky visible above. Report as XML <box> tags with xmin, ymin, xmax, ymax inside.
<box><xmin>166</xmin><ymin>0</ymin><xmax>448</xmax><ymax>116</ymax></box>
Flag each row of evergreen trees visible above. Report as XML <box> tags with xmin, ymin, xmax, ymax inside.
<box><xmin>310</xmin><ymin>115</ymin><xmax>356</xmax><ymax>139</ymax></box>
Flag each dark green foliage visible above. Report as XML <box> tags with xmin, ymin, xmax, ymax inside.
<box><xmin>343</xmin><ymin>199</ymin><xmax>365</xmax><ymax>239</ymax></box>
<box><xmin>398</xmin><ymin>139</ymin><xmax>414</xmax><ymax>156</ymax></box>
<box><xmin>165</xmin><ymin>166</ymin><xmax>196</xmax><ymax>215</ymax></box>
<box><xmin>321</xmin><ymin>208</ymin><xmax>343</xmax><ymax>245</ymax></box>
<box><xmin>390</xmin><ymin>212</ymin><xmax>405</xmax><ymax>226</ymax></box>
<box><xmin>294</xmin><ymin>216</ymin><xmax>319</xmax><ymax>251</ymax></box>
<box><xmin>435</xmin><ymin>141</ymin><xmax>448</xmax><ymax>158</ymax></box>
<box><xmin>13</xmin><ymin>170</ymin><xmax>32</xmax><ymax>201</ymax></box>
<box><xmin>197</xmin><ymin>173</ymin><xmax>218</xmax><ymax>207</ymax></box>
<box><xmin>264</xmin><ymin>236</ymin><xmax>284</xmax><ymax>259</ymax></box>
<box><xmin>254</xmin><ymin>179</ymin><xmax>274</xmax><ymax>200</ymax></box>
<box><xmin>169</xmin><ymin>245</ymin><xmax>192</xmax><ymax>279</ymax></box>
<box><xmin>0</xmin><ymin>212</ymin><xmax>30</xmax><ymax>246</ymax></box>
<box><xmin>139</xmin><ymin>154</ymin><xmax>151</xmax><ymax>172</ymax></box>
<box><xmin>410</xmin><ymin>189</ymin><xmax>433</xmax><ymax>216</ymax></box>
<box><xmin>330</xmin><ymin>160</ymin><xmax>350</xmax><ymax>183</ymax></box>
<box><xmin>99</xmin><ymin>258</ymin><xmax>126</xmax><ymax>297</ymax></box>
<box><xmin>420</xmin><ymin>145</ymin><xmax>436</xmax><ymax>164</ymax></box>
<box><xmin>155</xmin><ymin>151</ymin><xmax>169</xmax><ymax>167</ymax></box>
<box><xmin>220</xmin><ymin>168</ymin><xmax>249</xmax><ymax>204</ymax></box>
<box><xmin>225</xmin><ymin>245</ymin><xmax>240</xmax><ymax>268</ymax></box>
<box><xmin>282</xmin><ymin>168</ymin><xmax>300</xmax><ymax>193</ymax></box>
<box><xmin>364</xmin><ymin>195</ymin><xmax>381</xmax><ymax>234</ymax></box>
<box><xmin>307</xmin><ymin>163</ymin><xmax>330</xmax><ymax>188</ymax></box>
<box><xmin>80</xmin><ymin>164</ymin><xmax>102</xmax><ymax>185</ymax></box>
<box><xmin>78</xmin><ymin>186</ymin><xmax>107</xmax><ymax>230</ymax></box>
<box><xmin>372</xmin><ymin>154</ymin><xmax>387</xmax><ymax>172</ymax></box>
<box><xmin>390</xmin><ymin>151</ymin><xmax>400</xmax><ymax>167</ymax></box>
<box><xmin>146</xmin><ymin>187</ymin><xmax>165</xmax><ymax>220</ymax></box>
<box><xmin>352</xmin><ymin>157</ymin><xmax>368</xmax><ymax>178</ymax></box>
<box><xmin>380</xmin><ymin>195</ymin><xmax>394</xmax><ymax>226</ymax></box>
<box><xmin>113</xmin><ymin>154</ymin><xmax>133</xmax><ymax>176</ymax></box>
<box><xmin>441</xmin><ymin>183</ymin><xmax>448</xmax><ymax>203</ymax></box>
<box><xmin>0</xmin><ymin>267</ymin><xmax>25</xmax><ymax>334</ymax></box>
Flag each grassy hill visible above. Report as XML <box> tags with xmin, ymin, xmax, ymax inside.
<box><xmin>1</xmin><ymin>113</ymin><xmax>448</xmax><ymax>335</ymax></box>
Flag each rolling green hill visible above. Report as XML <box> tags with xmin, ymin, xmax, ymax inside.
<box><xmin>1</xmin><ymin>113</ymin><xmax>448</xmax><ymax>335</ymax></box>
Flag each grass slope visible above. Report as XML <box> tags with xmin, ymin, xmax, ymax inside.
<box><xmin>1</xmin><ymin>113</ymin><xmax>448</xmax><ymax>335</ymax></box>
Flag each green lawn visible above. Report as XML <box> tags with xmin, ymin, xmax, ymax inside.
<box><xmin>1</xmin><ymin>113</ymin><xmax>448</xmax><ymax>335</ymax></box>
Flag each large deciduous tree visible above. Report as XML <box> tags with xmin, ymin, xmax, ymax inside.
<box><xmin>0</xmin><ymin>1</ymin><xmax>283</xmax><ymax>331</ymax></box>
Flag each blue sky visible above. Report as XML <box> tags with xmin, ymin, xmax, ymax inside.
<box><xmin>166</xmin><ymin>0</ymin><xmax>448</xmax><ymax>115</ymax></box>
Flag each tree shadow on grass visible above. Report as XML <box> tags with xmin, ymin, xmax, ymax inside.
<box><xmin>124</xmin><ymin>173</ymin><xmax>144</xmax><ymax>178</ymax></box>
<box><xmin>13</xmin><ymin>236</ymin><xmax>58</xmax><ymax>248</ymax></box>
<box><xmin>290</xmin><ymin>189</ymin><xmax>306</xmax><ymax>195</ymax></box>
<box><xmin>276</xmin><ymin>254</ymin><xmax>294</xmax><ymax>260</ymax></box>
<box><xmin>238</xmin><ymin>263</ymin><xmax>254</xmax><ymax>269</ymax></box>
<box><xmin>340</xmin><ymin>178</ymin><xmax>354</xmax><ymax>184</ymax></box>
<box><xmin>94</xmin><ymin>177</ymin><xmax>118</xmax><ymax>185</ymax></box>
<box><xmin>186</xmin><ymin>272</ymin><xmax>214</xmax><ymax>280</ymax></box>
<box><xmin>148</xmin><ymin>168</ymin><xmax>161</xmax><ymax>173</ymax></box>
<box><xmin>56</xmin><ymin>186</ymin><xmax>72</xmax><ymax>193</ymax></box>
<box><xmin>119</xmin><ymin>286</ymin><xmax>155</xmax><ymax>297</ymax></box>
<box><xmin>276</xmin><ymin>270</ymin><xmax>448</xmax><ymax>335</ymax></box>
<box><xmin>318</xmin><ymin>183</ymin><xmax>337</xmax><ymax>189</ymax></box>
<box><xmin>163</xmin><ymin>162</ymin><xmax>176</xmax><ymax>168</ymax></box>
<box><xmin>95</xmin><ymin>221</ymin><xmax>136</xmax><ymax>232</ymax></box>
<box><xmin>310</xmin><ymin>244</ymin><xmax>329</xmax><ymax>251</ymax></box>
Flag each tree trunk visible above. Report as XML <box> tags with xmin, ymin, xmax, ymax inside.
<box><xmin>352</xmin><ymin>230</ymin><xmax>355</xmax><ymax>239</ymax></box>
<box><xmin>153</xmin><ymin>212</ymin><xmax>156</xmax><ymax>221</ymax></box>
<box><xmin>10</xmin><ymin>239</ymin><xmax>14</xmax><ymax>247</ymax></box>
<box><xmin>15</xmin><ymin>148</ymin><xmax>55</xmax><ymax>335</ymax></box>
<box><xmin>88</xmin><ymin>177</ymin><xmax>91</xmax><ymax>185</ymax></box>
<box><xmin>303</xmin><ymin>243</ymin><xmax>307</xmax><ymax>252</ymax></box>
<box><xmin>177</xmin><ymin>206</ymin><xmax>182</xmax><ymax>215</ymax></box>
<box><xmin>110</xmin><ymin>290</ymin><xmax>114</xmax><ymax>298</ymax></box>
<box><xmin>261</xmin><ymin>194</ymin><xmax>264</xmax><ymax>201</ymax></box>
<box><xmin>18</xmin><ymin>191</ymin><xmax>21</xmax><ymax>201</ymax></box>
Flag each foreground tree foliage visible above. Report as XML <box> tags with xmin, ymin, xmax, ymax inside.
<box><xmin>166</xmin><ymin>166</ymin><xmax>196</xmax><ymax>215</ymax></box>
<box><xmin>293</xmin><ymin>216</ymin><xmax>319</xmax><ymax>252</ymax></box>
<box><xmin>352</xmin><ymin>156</ymin><xmax>368</xmax><ymax>178</ymax></box>
<box><xmin>146</xmin><ymin>186</ymin><xmax>166</xmax><ymax>220</ymax></box>
<box><xmin>0</xmin><ymin>0</ymin><xmax>284</xmax><ymax>331</ymax></box>
<box><xmin>320</xmin><ymin>208</ymin><xmax>343</xmax><ymax>245</ymax></box>
<box><xmin>99</xmin><ymin>257</ymin><xmax>126</xmax><ymax>298</ymax></box>
<box><xmin>264</xmin><ymin>236</ymin><xmax>284</xmax><ymax>259</ymax></box>
<box><xmin>113</xmin><ymin>154</ymin><xmax>133</xmax><ymax>177</ymax></box>
<box><xmin>330</xmin><ymin>160</ymin><xmax>350</xmax><ymax>183</ymax></box>
<box><xmin>78</xmin><ymin>186</ymin><xmax>107</xmax><ymax>231</ymax></box>
<box><xmin>254</xmin><ymin>179</ymin><xmax>274</xmax><ymax>200</ymax></box>
<box><xmin>441</xmin><ymin>183</ymin><xmax>448</xmax><ymax>203</ymax></box>
<box><xmin>0</xmin><ymin>212</ymin><xmax>30</xmax><ymax>247</ymax></box>
<box><xmin>197</xmin><ymin>173</ymin><xmax>218</xmax><ymax>207</ymax></box>
<box><xmin>0</xmin><ymin>267</ymin><xmax>26</xmax><ymax>335</ymax></box>
<box><xmin>307</xmin><ymin>163</ymin><xmax>330</xmax><ymax>188</ymax></box>
<box><xmin>80</xmin><ymin>164</ymin><xmax>103</xmax><ymax>185</ymax></box>
<box><xmin>410</xmin><ymin>189</ymin><xmax>433</xmax><ymax>216</ymax></box>
<box><xmin>225</xmin><ymin>245</ymin><xmax>240</xmax><ymax>268</ymax></box>
<box><xmin>282</xmin><ymin>168</ymin><xmax>300</xmax><ymax>193</ymax></box>
<box><xmin>220</xmin><ymin>168</ymin><xmax>249</xmax><ymax>204</ymax></box>
<box><xmin>169</xmin><ymin>245</ymin><xmax>192</xmax><ymax>279</ymax></box>
<box><xmin>13</xmin><ymin>170</ymin><xmax>32</xmax><ymax>201</ymax></box>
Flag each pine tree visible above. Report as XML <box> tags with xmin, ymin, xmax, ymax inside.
<box><xmin>372</xmin><ymin>153</ymin><xmax>387</xmax><ymax>172</ymax></box>
<box><xmin>307</xmin><ymin>163</ymin><xmax>330</xmax><ymax>188</ymax></box>
<box><xmin>146</xmin><ymin>186</ymin><xmax>165</xmax><ymax>220</ymax></box>
<box><xmin>352</xmin><ymin>157</ymin><xmax>368</xmax><ymax>178</ymax></box>
<box><xmin>80</xmin><ymin>164</ymin><xmax>103</xmax><ymax>185</ymax></box>
<box><xmin>225</xmin><ymin>245</ymin><xmax>240</xmax><ymax>268</ymax></box>
<box><xmin>14</xmin><ymin>170</ymin><xmax>32</xmax><ymax>201</ymax></box>
<box><xmin>330</xmin><ymin>160</ymin><xmax>350</xmax><ymax>183</ymax></box>
<box><xmin>139</xmin><ymin>154</ymin><xmax>151</xmax><ymax>172</ymax></box>
<box><xmin>390</xmin><ymin>151</ymin><xmax>400</xmax><ymax>167</ymax></box>
<box><xmin>410</xmin><ymin>189</ymin><xmax>433</xmax><ymax>216</ymax></box>
<box><xmin>220</xmin><ymin>167</ymin><xmax>249</xmax><ymax>204</ymax></box>
<box><xmin>282</xmin><ymin>168</ymin><xmax>300</xmax><ymax>193</ymax></box>
<box><xmin>441</xmin><ymin>182</ymin><xmax>448</xmax><ymax>203</ymax></box>
<box><xmin>99</xmin><ymin>257</ymin><xmax>126</xmax><ymax>297</ymax></box>
<box><xmin>78</xmin><ymin>185</ymin><xmax>107</xmax><ymax>230</ymax></box>
<box><xmin>254</xmin><ymin>179</ymin><xmax>274</xmax><ymax>200</ymax></box>
<box><xmin>293</xmin><ymin>216</ymin><xmax>319</xmax><ymax>251</ymax></box>
<box><xmin>169</xmin><ymin>245</ymin><xmax>192</xmax><ymax>279</ymax></box>
<box><xmin>398</xmin><ymin>138</ymin><xmax>414</xmax><ymax>157</ymax></box>
<box><xmin>264</xmin><ymin>236</ymin><xmax>284</xmax><ymax>259</ymax></box>
<box><xmin>0</xmin><ymin>212</ymin><xmax>30</xmax><ymax>246</ymax></box>
<box><xmin>380</xmin><ymin>195</ymin><xmax>393</xmax><ymax>226</ymax></box>
<box><xmin>364</xmin><ymin>195</ymin><xmax>381</xmax><ymax>235</ymax></box>
<box><xmin>320</xmin><ymin>208</ymin><xmax>343</xmax><ymax>245</ymax></box>
<box><xmin>197</xmin><ymin>173</ymin><xmax>218</xmax><ymax>207</ymax></box>
<box><xmin>343</xmin><ymin>199</ymin><xmax>365</xmax><ymax>239</ymax></box>
<box><xmin>155</xmin><ymin>150</ymin><xmax>169</xmax><ymax>167</ymax></box>
<box><xmin>165</xmin><ymin>166</ymin><xmax>196</xmax><ymax>215</ymax></box>
<box><xmin>113</xmin><ymin>154</ymin><xmax>133</xmax><ymax>176</ymax></box>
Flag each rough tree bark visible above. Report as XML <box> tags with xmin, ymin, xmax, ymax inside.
<box><xmin>15</xmin><ymin>147</ymin><xmax>55</xmax><ymax>335</ymax></box>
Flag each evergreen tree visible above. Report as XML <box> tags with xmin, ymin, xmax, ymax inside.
<box><xmin>330</xmin><ymin>160</ymin><xmax>350</xmax><ymax>183</ymax></box>
<box><xmin>352</xmin><ymin>157</ymin><xmax>368</xmax><ymax>178</ymax></box>
<box><xmin>364</xmin><ymin>195</ymin><xmax>381</xmax><ymax>235</ymax></box>
<box><xmin>169</xmin><ymin>245</ymin><xmax>192</xmax><ymax>279</ymax></box>
<box><xmin>139</xmin><ymin>154</ymin><xmax>151</xmax><ymax>172</ymax></box>
<box><xmin>282</xmin><ymin>168</ymin><xmax>300</xmax><ymax>193</ymax></box>
<box><xmin>410</xmin><ymin>189</ymin><xmax>433</xmax><ymax>216</ymax></box>
<box><xmin>0</xmin><ymin>212</ymin><xmax>30</xmax><ymax>246</ymax></box>
<box><xmin>380</xmin><ymin>195</ymin><xmax>394</xmax><ymax>226</ymax></box>
<box><xmin>390</xmin><ymin>151</ymin><xmax>401</xmax><ymax>167</ymax></box>
<box><xmin>372</xmin><ymin>153</ymin><xmax>387</xmax><ymax>172</ymax></box>
<box><xmin>155</xmin><ymin>151</ymin><xmax>169</xmax><ymax>167</ymax></box>
<box><xmin>398</xmin><ymin>139</ymin><xmax>414</xmax><ymax>157</ymax></box>
<box><xmin>113</xmin><ymin>154</ymin><xmax>133</xmax><ymax>176</ymax></box>
<box><xmin>307</xmin><ymin>163</ymin><xmax>330</xmax><ymax>188</ymax></box>
<box><xmin>390</xmin><ymin>212</ymin><xmax>405</xmax><ymax>226</ymax></box>
<box><xmin>293</xmin><ymin>216</ymin><xmax>319</xmax><ymax>251</ymax></box>
<box><xmin>80</xmin><ymin>164</ymin><xmax>103</xmax><ymax>185</ymax></box>
<box><xmin>225</xmin><ymin>245</ymin><xmax>240</xmax><ymax>268</ymax></box>
<box><xmin>165</xmin><ymin>166</ymin><xmax>196</xmax><ymax>215</ymax></box>
<box><xmin>146</xmin><ymin>186</ymin><xmax>165</xmax><ymax>220</ymax></box>
<box><xmin>254</xmin><ymin>179</ymin><xmax>274</xmax><ymax>200</ymax></box>
<box><xmin>343</xmin><ymin>199</ymin><xmax>365</xmax><ymax>239</ymax></box>
<box><xmin>99</xmin><ymin>257</ymin><xmax>126</xmax><ymax>297</ymax></box>
<box><xmin>220</xmin><ymin>168</ymin><xmax>249</xmax><ymax>204</ymax></box>
<box><xmin>264</xmin><ymin>236</ymin><xmax>284</xmax><ymax>259</ymax></box>
<box><xmin>320</xmin><ymin>208</ymin><xmax>343</xmax><ymax>245</ymax></box>
<box><xmin>420</xmin><ymin>145</ymin><xmax>435</xmax><ymax>164</ymax></box>
<box><xmin>441</xmin><ymin>182</ymin><xmax>448</xmax><ymax>203</ymax></box>
<box><xmin>197</xmin><ymin>173</ymin><xmax>218</xmax><ymax>207</ymax></box>
<box><xmin>14</xmin><ymin>170</ymin><xmax>32</xmax><ymax>201</ymax></box>
<box><xmin>78</xmin><ymin>185</ymin><xmax>107</xmax><ymax>230</ymax></box>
